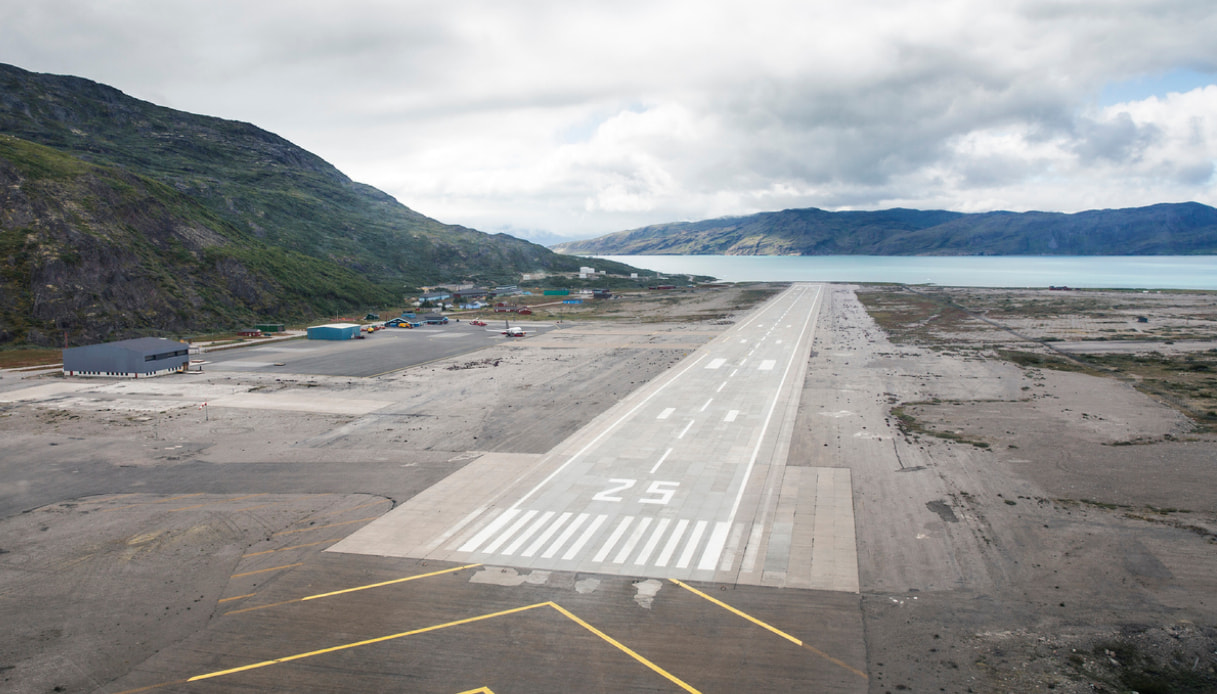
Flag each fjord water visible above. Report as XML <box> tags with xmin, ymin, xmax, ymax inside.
<box><xmin>597</xmin><ymin>255</ymin><xmax>1217</xmax><ymax>290</ymax></box>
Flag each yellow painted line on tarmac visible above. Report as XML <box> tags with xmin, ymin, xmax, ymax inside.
<box><xmin>302</xmin><ymin>563</ymin><xmax>482</xmax><ymax>601</ymax></box>
<box><xmin>170</xmin><ymin>493</ymin><xmax>268</xmax><ymax>512</ymax></box>
<box><xmin>218</xmin><ymin>593</ymin><xmax>256</xmax><ymax>604</ymax></box>
<box><xmin>224</xmin><ymin>598</ymin><xmax>302</xmax><ymax>616</ymax></box>
<box><xmin>190</xmin><ymin>603</ymin><xmax>549</xmax><ymax>682</ymax></box>
<box><xmin>272</xmin><ymin>516</ymin><xmax>379</xmax><ymax>536</ymax></box>
<box><xmin>224</xmin><ymin>563</ymin><xmax>480</xmax><ymax>615</ymax></box>
<box><xmin>242</xmin><ymin>539</ymin><xmax>337</xmax><ymax>557</ymax></box>
<box><xmin>669</xmin><ymin>578</ymin><xmax>867</xmax><ymax>680</ymax></box>
<box><xmin>230</xmin><ymin>563</ymin><xmax>303</xmax><ymax>579</ymax></box>
<box><xmin>548</xmin><ymin>602</ymin><xmax>702</xmax><ymax>693</ymax></box>
<box><xmin>129</xmin><ymin>597</ymin><xmax>699</xmax><ymax>692</ymax></box>
<box><xmin>194</xmin><ymin>601</ymin><xmax>700</xmax><ymax>691</ymax></box>
<box><xmin>101</xmin><ymin>493</ymin><xmax>206</xmax><ymax>512</ymax></box>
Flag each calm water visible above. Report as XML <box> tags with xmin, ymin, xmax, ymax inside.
<box><xmin>597</xmin><ymin>255</ymin><xmax>1217</xmax><ymax>290</ymax></box>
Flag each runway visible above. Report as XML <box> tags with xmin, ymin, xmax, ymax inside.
<box><xmin>332</xmin><ymin>283</ymin><xmax>859</xmax><ymax>591</ymax></box>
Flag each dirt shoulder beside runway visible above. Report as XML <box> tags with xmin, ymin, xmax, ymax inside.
<box><xmin>845</xmin><ymin>285</ymin><xmax>1217</xmax><ymax>693</ymax></box>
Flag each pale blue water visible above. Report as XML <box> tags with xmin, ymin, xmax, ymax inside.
<box><xmin>597</xmin><ymin>255</ymin><xmax>1217</xmax><ymax>290</ymax></box>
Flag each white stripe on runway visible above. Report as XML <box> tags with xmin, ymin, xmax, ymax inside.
<box><xmin>593</xmin><ymin>516</ymin><xmax>635</xmax><ymax>563</ymax></box>
<box><xmin>655</xmin><ymin>519</ymin><xmax>688</xmax><ymax>567</ymax></box>
<box><xmin>634</xmin><ymin>518</ymin><xmax>671</xmax><ymax>565</ymax></box>
<box><xmin>677</xmin><ymin>520</ymin><xmax>708</xmax><ymax>569</ymax></box>
<box><xmin>542</xmin><ymin>513</ymin><xmax>589</xmax><ymax>559</ymax></box>
<box><xmin>502</xmin><ymin>511</ymin><xmax>554</xmax><ymax>556</ymax></box>
<box><xmin>562</xmin><ymin>514</ymin><xmax>607</xmax><ymax>560</ymax></box>
<box><xmin>458</xmin><ymin>509</ymin><xmax>519</xmax><ymax>553</ymax></box>
<box><xmin>522</xmin><ymin>512</ymin><xmax>571</xmax><ymax>558</ymax></box>
<box><xmin>698</xmin><ymin>521</ymin><xmax>732</xmax><ymax>571</ymax></box>
<box><xmin>483</xmin><ymin>510</ymin><xmax>538</xmax><ymax>554</ymax></box>
<box><xmin>613</xmin><ymin>517</ymin><xmax>652</xmax><ymax>564</ymax></box>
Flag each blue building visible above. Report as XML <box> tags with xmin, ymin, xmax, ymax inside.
<box><xmin>306</xmin><ymin>323</ymin><xmax>361</xmax><ymax>340</ymax></box>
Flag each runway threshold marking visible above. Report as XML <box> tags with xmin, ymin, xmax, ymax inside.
<box><xmin>669</xmin><ymin>579</ymin><xmax>867</xmax><ymax>680</ymax></box>
<box><xmin>178</xmin><ymin>602</ymin><xmax>702</xmax><ymax>692</ymax></box>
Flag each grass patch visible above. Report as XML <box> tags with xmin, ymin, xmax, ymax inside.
<box><xmin>0</xmin><ymin>347</ymin><xmax>61</xmax><ymax>368</ymax></box>
<box><xmin>891</xmin><ymin>403</ymin><xmax>992</xmax><ymax>448</ymax></box>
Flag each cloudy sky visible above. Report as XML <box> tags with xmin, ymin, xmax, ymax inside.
<box><xmin>3</xmin><ymin>1</ymin><xmax>1216</xmax><ymax>242</ymax></box>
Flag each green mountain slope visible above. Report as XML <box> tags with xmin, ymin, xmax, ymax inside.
<box><xmin>0</xmin><ymin>63</ymin><xmax>630</xmax><ymax>346</ymax></box>
<box><xmin>0</xmin><ymin>134</ymin><xmax>393</xmax><ymax>344</ymax></box>
<box><xmin>553</xmin><ymin>204</ymin><xmax>1217</xmax><ymax>256</ymax></box>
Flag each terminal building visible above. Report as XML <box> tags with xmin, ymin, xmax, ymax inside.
<box><xmin>62</xmin><ymin>337</ymin><xmax>190</xmax><ymax>378</ymax></box>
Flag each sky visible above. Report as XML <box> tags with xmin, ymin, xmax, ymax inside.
<box><xmin>2</xmin><ymin>0</ymin><xmax>1216</xmax><ymax>243</ymax></box>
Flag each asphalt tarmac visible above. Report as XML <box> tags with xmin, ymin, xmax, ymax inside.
<box><xmin>202</xmin><ymin>320</ymin><xmax>555</xmax><ymax>378</ymax></box>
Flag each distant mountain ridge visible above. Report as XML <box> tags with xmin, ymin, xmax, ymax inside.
<box><xmin>551</xmin><ymin>203</ymin><xmax>1217</xmax><ymax>256</ymax></box>
<box><xmin>0</xmin><ymin>63</ymin><xmax>626</xmax><ymax>345</ymax></box>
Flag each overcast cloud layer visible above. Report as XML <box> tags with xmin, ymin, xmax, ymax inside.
<box><xmin>3</xmin><ymin>0</ymin><xmax>1216</xmax><ymax>241</ymax></box>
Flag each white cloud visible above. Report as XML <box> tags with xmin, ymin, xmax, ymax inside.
<box><xmin>1</xmin><ymin>0</ymin><xmax>1216</xmax><ymax>239</ymax></box>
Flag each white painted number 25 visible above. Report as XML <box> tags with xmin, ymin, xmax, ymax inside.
<box><xmin>593</xmin><ymin>478</ymin><xmax>679</xmax><ymax>505</ymax></box>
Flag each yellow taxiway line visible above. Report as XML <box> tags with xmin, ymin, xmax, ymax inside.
<box><xmin>669</xmin><ymin>578</ymin><xmax>868</xmax><ymax>680</ymax></box>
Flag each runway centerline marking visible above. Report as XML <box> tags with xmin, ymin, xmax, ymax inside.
<box><xmin>649</xmin><ymin>448</ymin><xmax>674</xmax><ymax>474</ymax></box>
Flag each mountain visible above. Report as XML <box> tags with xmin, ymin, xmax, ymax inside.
<box><xmin>0</xmin><ymin>63</ymin><xmax>630</xmax><ymax>346</ymax></box>
<box><xmin>551</xmin><ymin>204</ymin><xmax>1217</xmax><ymax>256</ymax></box>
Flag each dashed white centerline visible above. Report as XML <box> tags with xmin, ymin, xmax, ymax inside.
<box><xmin>649</xmin><ymin>448</ymin><xmax>673</xmax><ymax>474</ymax></box>
<box><xmin>677</xmin><ymin>420</ymin><xmax>695</xmax><ymax>439</ymax></box>
<box><xmin>716</xmin><ymin>381</ymin><xmax>727</xmax><ymax>392</ymax></box>
<box><xmin>700</xmin><ymin>398</ymin><xmax>713</xmax><ymax>412</ymax></box>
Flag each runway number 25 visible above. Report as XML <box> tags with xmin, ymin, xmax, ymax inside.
<box><xmin>593</xmin><ymin>479</ymin><xmax>679</xmax><ymax>505</ymax></box>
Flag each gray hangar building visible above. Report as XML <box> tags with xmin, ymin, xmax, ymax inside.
<box><xmin>62</xmin><ymin>337</ymin><xmax>190</xmax><ymax>378</ymax></box>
